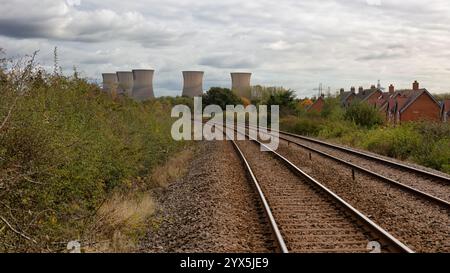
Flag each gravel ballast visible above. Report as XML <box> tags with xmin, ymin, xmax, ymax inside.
<box><xmin>235</xmin><ymin>140</ymin><xmax>375</xmax><ymax>253</ymax></box>
<box><xmin>279</xmin><ymin>132</ymin><xmax>450</xmax><ymax>203</ymax></box>
<box><xmin>274</xmin><ymin>139</ymin><xmax>450</xmax><ymax>252</ymax></box>
<box><xmin>141</xmin><ymin>140</ymin><xmax>273</xmax><ymax>253</ymax></box>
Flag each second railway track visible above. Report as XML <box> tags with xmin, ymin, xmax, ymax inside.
<box><xmin>244</xmin><ymin>124</ymin><xmax>450</xmax><ymax>207</ymax></box>
<box><xmin>214</xmin><ymin>123</ymin><xmax>414</xmax><ymax>253</ymax></box>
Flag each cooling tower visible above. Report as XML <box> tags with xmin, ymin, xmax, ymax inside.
<box><xmin>182</xmin><ymin>71</ymin><xmax>204</xmax><ymax>97</ymax></box>
<box><xmin>132</xmin><ymin>69</ymin><xmax>155</xmax><ymax>101</ymax></box>
<box><xmin>231</xmin><ymin>72</ymin><xmax>252</xmax><ymax>99</ymax></box>
<box><xmin>116</xmin><ymin>71</ymin><xmax>134</xmax><ymax>96</ymax></box>
<box><xmin>102</xmin><ymin>73</ymin><xmax>118</xmax><ymax>93</ymax></box>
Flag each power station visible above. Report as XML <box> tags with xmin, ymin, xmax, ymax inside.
<box><xmin>231</xmin><ymin>72</ymin><xmax>252</xmax><ymax>99</ymax></box>
<box><xmin>102</xmin><ymin>73</ymin><xmax>118</xmax><ymax>94</ymax></box>
<box><xmin>116</xmin><ymin>71</ymin><xmax>134</xmax><ymax>96</ymax></box>
<box><xmin>132</xmin><ymin>69</ymin><xmax>155</xmax><ymax>101</ymax></box>
<box><xmin>101</xmin><ymin>70</ymin><xmax>253</xmax><ymax>99</ymax></box>
<box><xmin>182</xmin><ymin>71</ymin><xmax>204</xmax><ymax>97</ymax></box>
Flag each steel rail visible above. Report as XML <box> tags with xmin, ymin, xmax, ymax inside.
<box><xmin>241</xmin><ymin>125</ymin><xmax>450</xmax><ymax>208</ymax></box>
<box><xmin>230</xmin><ymin>139</ymin><xmax>289</xmax><ymax>253</ymax></box>
<box><xmin>245</xmin><ymin>123</ymin><xmax>450</xmax><ymax>184</ymax></box>
<box><xmin>207</xmin><ymin>122</ymin><xmax>289</xmax><ymax>253</ymax></box>
<box><xmin>236</xmin><ymin>128</ymin><xmax>415</xmax><ymax>253</ymax></box>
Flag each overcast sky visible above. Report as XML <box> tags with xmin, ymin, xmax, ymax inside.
<box><xmin>1</xmin><ymin>0</ymin><xmax>450</xmax><ymax>97</ymax></box>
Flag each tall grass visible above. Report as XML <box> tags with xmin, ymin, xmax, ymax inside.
<box><xmin>280</xmin><ymin>97</ymin><xmax>450</xmax><ymax>174</ymax></box>
<box><xmin>0</xmin><ymin>52</ymin><xmax>188</xmax><ymax>252</ymax></box>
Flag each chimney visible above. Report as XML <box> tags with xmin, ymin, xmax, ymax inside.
<box><xmin>370</xmin><ymin>84</ymin><xmax>376</xmax><ymax>90</ymax></box>
<box><xmin>132</xmin><ymin>69</ymin><xmax>155</xmax><ymax>101</ymax></box>
<box><xmin>231</xmin><ymin>72</ymin><xmax>252</xmax><ymax>99</ymax></box>
<box><xmin>102</xmin><ymin>73</ymin><xmax>118</xmax><ymax>94</ymax></box>
<box><xmin>350</xmin><ymin>86</ymin><xmax>356</xmax><ymax>94</ymax></box>
<box><xmin>413</xmin><ymin>80</ymin><xmax>419</xmax><ymax>91</ymax></box>
<box><xmin>358</xmin><ymin>86</ymin><xmax>364</xmax><ymax>93</ymax></box>
<box><xmin>340</xmin><ymin>88</ymin><xmax>344</xmax><ymax>96</ymax></box>
<box><xmin>116</xmin><ymin>71</ymin><xmax>134</xmax><ymax>96</ymax></box>
<box><xmin>182</xmin><ymin>71</ymin><xmax>204</xmax><ymax>97</ymax></box>
<box><xmin>389</xmin><ymin>84</ymin><xmax>395</xmax><ymax>94</ymax></box>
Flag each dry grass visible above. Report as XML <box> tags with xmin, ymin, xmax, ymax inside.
<box><xmin>83</xmin><ymin>192</ymin><xmax>154</xmax><ymax>253</ymax></box>
<box><xmin>83</xmin><ymin>146</ymin><xmax>195</xmax><ymax>253</ymax></box>
<box><xmin>98</xmin><ymin>193</ymin><xmax>155</xmax><ymax>229</ymax></box>
<box><xmin>150</xmin><ymin>148</ymin><xmax>194</xmax><ymax>188</ymax></box>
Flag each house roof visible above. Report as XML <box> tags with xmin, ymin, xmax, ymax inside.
<box><xmin>385</xmin><ymin>88</ymin><xmax>440</xmax><ymax>114</ymax></box>
<box><xmin>355</xmin><ymin>88</ymin><xmax>382</xmax><ymax>102</ymax></box>
<box><xmin>396</xmin><ymin>96</ymin><xmax>410</xmax><ymax>112</ymax></box>
<box><xmin>399</xmin><ymin>89</ymin><xmax>440</xmax><ymax>113</ymax></box>
<box><xmin>340</xmin><ymin>88</ymin><xmax>382</xmax><ymax>105</ymax></box>
<box><xmin>387</xmin><ymin>89</ymin><xmax>422</xmax><ymax>114</ymax></box>
<box><xmin>339</xmin><ymin>91</ymin><xmax>355</xmax><ymax>104</ymax></box>
<box><xmin>372</xmin><ymin>91</ymin><xmax>392</xmax><ymax>109</ymax></box>
<box><xmin>379</xmin><ymin>92</ymin><xmax>392</xmax><ymax>101</ymax></box>
<box><xmin>306</xmin><ymin>95</ymin><xmax>324</xmax><ymax>111</ymax></box>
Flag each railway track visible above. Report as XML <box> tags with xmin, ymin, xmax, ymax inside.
<box><xmin>210</xmin><ymin>123</ymin><xmax>414</xmax><ymax>253</ymax></box>
<box><xmin>242</xmin><ymin>123</ymin><xmax>450</xmax><ymax>208</ymax></box>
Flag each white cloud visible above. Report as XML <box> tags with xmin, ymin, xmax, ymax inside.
<box><xmin>1</xmin><ymin>0</ymin><xmax>450</xmax><ymax>96</ymax></box>
<box><xmin>265</xmin><ymin>40</ymin><xmax>293</xmax><ymax>51</ymax></box>
<box><xmin>66</xmin><ymin>0</ymin><xmax>81</xmax><ymax>7</ymax></box>
<box><xmin>366</xmin><ymin>0</ymin><xmax>382</xmax><ymax>6</ymax></box>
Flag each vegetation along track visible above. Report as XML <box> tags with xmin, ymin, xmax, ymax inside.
<box><xmin>212</xmin><ymin>124</ymin><xmax>413</xmax><ymax>253</ymax></box>
<box><xmin>245</xmin><ymin>123</ymin><xmax>450</xmax><ymax>207</ymax></box>
<box><xmin>240</xmin><ymin>124</ymin><xmax>449</xmax><ymax>252</ymax></box>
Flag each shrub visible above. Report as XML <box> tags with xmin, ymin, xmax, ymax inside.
<box><xmin>264</xmin><ymin>89</ymin><xmax>297</xmax><ymax>116</ymax></box>
<box><xmin>413</xmin><ymin>138</ymin><xmax>450</xmax><ymax>172</ymax></box>
<box><xmin>280</xmin><ymin>116</ymin><xmax>322</xmax><ymax>136</ymax></box>
<box><xmin>318</xmin><ymin>120</ymin><xmax>358</xmax><ymax>139</ymax></box>
<box><xmin>158</xmin><ymin>96</ymin><xmax>194</xmax><ymax>110</ymax></box>
<box><xmin>0</xmin><ymin>55</ymin><xmax>187</xmax><ymax>251</ymax></box>
<box><xmin>321</xmin><ymin>97</ymin><xmax>344</xmax><ymax>120</ymax></box>
<box><xmin>361</xmin><ymin>125</ymin><xmax>422</xmax><ymax>160</ymax></box>
<box><xmin>344</xmin><ymin>102</ymin><xmax>383</xmax><ymax>128</ymax></box>
<box><xmin>202</xmin><ymin>87</ymin><xmax>242</xmax><ymax>109</ymax></box>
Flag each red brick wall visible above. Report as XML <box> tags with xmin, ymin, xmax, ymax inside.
<box><xmin>365</xmin><ymin>91</ymin><xmax>382</xmax><ymax>106</ymax></box>
<box><xmin>400</xmin><ymin>93</ymin><xmax>440</xmax><ymax>122</ymax></box>
<box><xmin>309</xmin><ymin>98</ymin><xmax>324</xmax><ymax>112</ymax></box>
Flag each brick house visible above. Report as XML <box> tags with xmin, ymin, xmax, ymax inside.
<box><xmin>386</xmin><ymin>81</ymin><xmax>441</xmax><ymax>123</ymax></box>
<box><xmin>356</xmin><ymin>85</ymin><xmax>383</xmax><ymax>106</ymax></box>
<box><xmin>441</xmin><ymin>100</ymin><xmax>450</xmax><ymax>122</ymax></box>
<box><xmin>375</xmin><ymin>84</ymin><xmax>397</xmax><ymax>116</ymax></box>
<box><xmin>340</xmin><ymin>85</ymin><xmax>383</xmax><ymax>108</ymax></box>
<box><xmin>307</xmin><ymin>94</ymin><xmax>325</xmax><ymax>113</ymax></box>
<box><xmin>339</xmin><ymin>88</ymin><xmax>356</xmax><ymax>107</ymax></box>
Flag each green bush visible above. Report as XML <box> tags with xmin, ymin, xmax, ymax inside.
<box><xmin>0</xmin><ymin>67</ymin><xmax>186</xmax><ymax>251</ymax></box>
<box><xmin>360</xmin><ymin>125</ymin><xmax>422</xmax><ymax>160</ymax></box>
<box><xmin>344</xmin><ymin>102</ymin><xmax>383</xmax><ymax>128</ymax></box>
<box><xmin>280</xmin><ymin>116</ymin><xmax>322</xmax><ymax>136</ymax></box>
<box><xmin>410</xmin><ymin>122</ymin><xmax>450</xmax><ymax>171</ymax></box>
<box><xmin>318</xmin><ymin>120</ymin><xmax>358</xmax><ymax>139</ymax></box>
<box><xmin>321</xmin><ymin>97</ymin><xmax>344</xmax><ymax>120</ymax></box>
<box><xmin>202</xmin><ymin>87</ymin><xmax>242</xmax><ymax>109</ymax></box>
<box><xmin>279</xmin><ymin>92</ymin><xmax>449</xmax><ymax>174</ymax></box>
<box><xmin>263</xmin><ymin>89</ymin><xmax>297</xmax><ymax>116</ymax></box>
<box><xmin>158</xmin><ymin>96</ymin><xmax>194</xmax><ymax>110</ymax></box>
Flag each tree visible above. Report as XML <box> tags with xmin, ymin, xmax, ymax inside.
<box><xmin>320</xmin><ymin>97</ymin><xmax>344</xmax><ymax>120</ymax></box>
<box><xmin>264</xmin><ymin>89</ymin><xmax>297</xmax><ymax>115</ymax></box>
<box><xmin>202</xmin><ymin>87</ymin><xmax>242</xmax><ymax>109</ymax></box>
<box><xmin>344</xmin><ymin>102</ymin><xmax>383</xmax><ymax>128</ymax></box>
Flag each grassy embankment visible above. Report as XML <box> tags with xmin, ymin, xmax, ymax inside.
<box><xmin>0</xmin><ymin>52</ymin><xmax>193</xmax><ymax>252</ymax></box>
<box><xmin>280</xmin><ymin>97</ymin><xmax>450</xmax><ymax>174</ymax></box>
